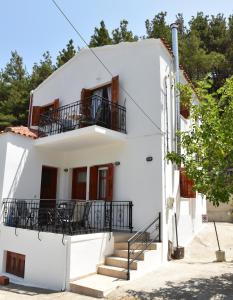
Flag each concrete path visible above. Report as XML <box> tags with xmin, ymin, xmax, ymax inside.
<box><xmin>108</xmin><ymin>222</ymin><xmax>233</xmax><ymax>300</ymax></box>
<box><xmin>0</xmin><ymin>223</ymin><xmax>233</xmax><ymax>299</ymax></box>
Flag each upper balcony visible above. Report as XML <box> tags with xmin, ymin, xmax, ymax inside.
<box><xmin>37</xmin><ymin>95</ymin><xmax>126</xmax><ymax>137</ymax></box>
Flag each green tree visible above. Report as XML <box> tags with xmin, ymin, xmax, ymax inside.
<box><xmin>0</xmin><ymin>51</ymin><xmax>30</xmax><ymax>128</ymax></box>
<box><xmin>112</xmin><ymin>20</ymin><xmax>138</xmax><ymax>44</ymax></box>
<box><xmin>89</xmin><ymin>20</ymin><xmax>112</xmax><ymax>47</ymax></box>
<box><xmin>56</xmin><ymin>39</ymin><xmax>76</xmax><ymax>68</ymax></box>
<box><xmin>145</xmin><ymin>12</ymin><xmax>171</xmax><ymax>42</ymax></box>
<box><xmin>30</xmin><ymin>51</ymin><xmax>55</xmax><ymax>89</ymax></box>
<box><xmin>167</xmin><ymin>78</ymin><xmax>233</xmax><ymax>206</ymax></box>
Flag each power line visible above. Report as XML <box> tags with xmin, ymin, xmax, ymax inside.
<box><xmin>51</xmin><ymin>0</ymin><xmax>164</xmax><ymax>134</ymax></box>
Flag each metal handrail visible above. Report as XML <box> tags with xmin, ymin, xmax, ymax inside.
<box><xmin>38</xmin><ymin>95</ymin><xmax>126</xmax><ymax>136</ymax></box>
<box><xmin>127</xmin><ymin>212</ymin><xmax>161</xmax><ymax>280</ymax></box>
<box><xmin>2</xmin><ymin>199</ymin><xmax>133</xmax><ymax>235</ymax></box>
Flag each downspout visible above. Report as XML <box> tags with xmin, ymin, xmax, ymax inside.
<box><xmin>27</xmin><ymin>90</ymin><xmax>34</xmax><ymax>128</ymax></box>
<box><xmin>170</xmin><ymin>23</ymin><xmax>180</xmax><ymax>155</ymax></box>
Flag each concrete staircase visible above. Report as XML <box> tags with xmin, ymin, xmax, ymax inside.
<box><xmin>70</xmin><ymin>233</ymin><xmax>162</xmax><ymax>298</ymax></box>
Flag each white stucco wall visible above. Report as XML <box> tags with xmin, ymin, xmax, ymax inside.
<box><xmin>0</xmin><ymin>226</ymin><xmax>67</xmax><ymax>290</ymax></box>
<box><xmin>69</xmin><ymin>232</ymin><xmax>114</xmax><ymax>280</ymax></box>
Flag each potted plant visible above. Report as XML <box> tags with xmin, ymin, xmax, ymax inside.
<box><xmin>178</xmin><ymin>83</ymin><xmax>193</xmax><ymax>119</ymax></box>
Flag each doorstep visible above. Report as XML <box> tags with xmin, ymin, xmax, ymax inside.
<box><xmin>70</xmin><ymin>273</ymin><xmax>137</xmax><ymax>298</ymax></box>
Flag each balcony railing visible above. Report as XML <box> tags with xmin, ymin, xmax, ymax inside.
<box><xmin>38</xmin><ymin>95</ymin><xmax>126</xmax><ymax>137</ymax></box>
<box><xmin>2</xmin><ymin>199</ymin><xmax>133</xmax><ymax>236</ymax></box>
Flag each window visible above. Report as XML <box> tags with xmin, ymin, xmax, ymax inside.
<box><xmin>6</xmin><ymin>251</ymin><xmax>25</xmax><ymax>278</ymax></box>
<box><xmin>89</xmin><ymin>164</ymin><xmax>114</xmax><ymax>201</ymax></box>
<box><xmin>98</xmin><ymin>168</ymin><xmax>108</xmax><ymax>200</ymax></box>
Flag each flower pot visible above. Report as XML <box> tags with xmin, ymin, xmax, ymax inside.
<box><xmin>215</xmin><ymin>250</ymin><xmax>226</xmax><ymax>262</ymax></box>
<box><xmin>172</xmin><ymin>246</ymin><xmax>185</xmax><ymax>259</ymax></box>
<box><xmin>180</xmin><ymin>105</ymin><xmax>190</xmax><ymax>119</ymax></box>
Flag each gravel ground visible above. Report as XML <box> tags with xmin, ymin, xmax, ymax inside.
<box><xmin>0</xmin><ymin>222</ymin><xmax>233</xmax><ymax>300</ymax></box>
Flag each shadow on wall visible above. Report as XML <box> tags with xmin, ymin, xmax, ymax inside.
<box><xmin>125</xmin><ymin>272</ymin><xmax>233</xmax><ymax>300</ymax></box>
<box><xmin>6</xmin><ymin>149</ymin><xmax>28</xmax><ymax>199</ymax></box>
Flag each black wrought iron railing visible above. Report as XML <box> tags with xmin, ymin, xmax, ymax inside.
<box><xmin>127</xmin><ymin>213</ymin><xmax>161</xmax><ymax>280</ymax></box>
<box><xmin>2</xmin><ymin>199</ymin><xmax>133</xmax><ymax>236</ymax></box>
<box><xmin>38</xmin><ymin>95</ymin><xmax>126</xmax><ymax>136</ymax></box>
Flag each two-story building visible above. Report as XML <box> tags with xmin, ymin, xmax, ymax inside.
<box><xmin>0</xmin><ymin>31</ymin><xmax>206</xmax><ymax>297</ymax></box>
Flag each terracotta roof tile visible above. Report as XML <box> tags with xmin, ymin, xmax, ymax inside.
<box><xmin>3</xmin><ymin>126</ymin><xmax>38</xmax><ymax>139</ymax></box>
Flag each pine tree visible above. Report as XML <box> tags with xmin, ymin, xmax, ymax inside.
<box><xmin>56</xmin><ymin>39</ymin><xmax>76</xmax><ymax>68</ymax></box>
<box><xmin>30</xmin><ymin>51</ymin><xmax>55</xmax><ymax>89</ymax></box>
<box><xmin>89</xmin><ymin>21</ymin><xmax>112</xmax><ymax>47</ymax></box>
<box><xmin>145</xmin><ymin>12</ymin><xmax>171</xmax><ymax>42</ymax></box>
<box><xmin>112</xmin><ymin>20</ymin><xmax>138</xmax><ymax>44</ymax></box>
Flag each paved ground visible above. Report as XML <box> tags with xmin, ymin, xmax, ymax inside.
<box><xmin>0</xmin><ymin>222</ymin><xmax>233</xmax><ymax>300</ymax></box>
<box><xmin>108</xmin><ymin>222</ymin><xmax>233</xmax><ymax>300</ymax></box>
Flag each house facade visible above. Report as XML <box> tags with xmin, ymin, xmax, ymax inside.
<box><xmin>0</xmin><ymin>38</ymin><xmax>206</xmax><ymax>293</ymax></box>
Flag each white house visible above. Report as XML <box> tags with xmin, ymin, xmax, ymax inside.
<box><xmin>0</xmin><ymin>29</ymin><xmax>206</xmax><ymax>297</ymax></box>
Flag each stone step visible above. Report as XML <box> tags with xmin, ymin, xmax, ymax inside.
<box><xmin>97</xmin><ymin>264</ymin><xmax>128</xmax><ymax>280</ymax></box>
<box><xmin>106</xmin><ymin>256</ymin><xmax>138</xmax><ymax>270</ymax></box>
<box><xmin>114</xmin><ymin>242</ymin><xmax>157</xmax><ymax>250</ymax></box>
<box><xmin>114</xmin><ymin>249</ymin><xmax>145</xmax><ymax>260</ymax></box>
<box><xmin>113</xmin><ymin>232</ymin><xmax>150</xmax><ymax>243</ymax></box>
<box><xmin>70</xmin><ymin>274</ymin><xmax>125</xmax><ymax>298</ymax></box>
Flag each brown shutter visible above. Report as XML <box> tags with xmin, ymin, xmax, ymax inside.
<box><xmin>31</xmin><ymin>106</ymin><xmax>41</xmax><ymax>126</ymax></box>
<box><xmin>111</xmin><ymin>76</ymin><xmax>119</xmax><ymax>131</ymax></box>
<box><xmin>89</xmin><ymin>166</ymin><xmax>98</xmax><ymax>200</ymax></box>
<box><xmin>180</xmin><ymin>168</ymin><xmax>196</xmax><ymax>198</ymax></box>
<box><xmin>53</xmin><ymin>98</ymin><xmax>59</xmax><ymax>109</ymax></box>
<box><xmin>80</xmin><ymin>88</ymin><xmax>92</xmax><ymax>118</ymax></box>
<box><xmin>106</xmin><ymin>163</ymin><xmax>114</xmax><ymax>201</ymax></box>
<box><xmin>6</xmin><ymin>251</ymin><xmax>25</xmax><ymax>278</ymax></box>
<box><xmin>111</xmin><ymin>76</ymin><xmax>119</xmax><ymax>104</ymax></box>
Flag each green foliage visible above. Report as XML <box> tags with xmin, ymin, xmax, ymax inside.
<box><xmin>30</xmin><ymin>51</ymin><xmax>55</xmax><ymax>89</ymax></box>
<box><xmin>167</xmin><ymin>78</ymin><xmax>233</xmax><ymax>206</ymax></box>
<box><xmin>56</xmin><ymin>39</ymin><xmax>76</xmax><ymax>68</ymax></box>
<box><xmin>89</xmin><ymin>21</ymin><xmax>112</xmax><ymax>47</ymax></box>
<box><xmin>112</xmin><ymin>20</ymin><xmax>138</xmax><ymax>44</ymax></box>
<box><xmin>145</xmin><ymin>12</ymin><xmax>171</xmax><ymax>42</ymax></box>
<box><xmin>0</xmin><ymin>51</ymin><xmax>30</xmax><ymax>128</ymax></box>
<box><xmin>177</xmin><ymin>83</ymin><xmax>193</xmax><ymax>108</ymax></box>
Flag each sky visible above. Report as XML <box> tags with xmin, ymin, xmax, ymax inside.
<box><xmin>0</xmin><ymin>0</ymin><xmax>233</xmax><ymax>72</ymax></box>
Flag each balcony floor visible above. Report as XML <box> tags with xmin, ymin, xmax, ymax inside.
<box><xmin>34</xmin><ymin>125</ymin><xmax>127</xmax><ymax>151</ymax></box>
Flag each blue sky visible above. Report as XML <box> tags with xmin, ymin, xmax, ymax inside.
<box><xmin>0</xmin><ymin>0</ymin><xmax>232</xmax><ymax>72</ymax></box>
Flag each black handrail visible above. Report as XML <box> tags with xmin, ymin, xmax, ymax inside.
<box><xmin>2</xmin><ymin>199</ymin><xmax>133</xmax><ymax>236</ymax></box>
<box><xmin>127</xmin><ymin>212</ymin><xmax>161</xmax><ymax>280</ymax></box>
<box><xmin>38</xmin><ymin>95</ymin><xmax>126</xmax><ymax>136</ymax></box>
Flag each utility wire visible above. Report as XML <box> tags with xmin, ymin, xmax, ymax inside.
<box><xmin>51</xmin><ymin>0</ymin><xmax>164</xmax><ymax>134</ymax></box>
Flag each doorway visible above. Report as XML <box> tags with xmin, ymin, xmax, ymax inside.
<box><xmin>40</xmin><ymin>166</ymin><xmax>58</xmax><ymax>207</ymax></box>
<box><xmin>72</xmin><ymin>167</ymin><xmax>87</xmax><ymax>200</ymax></box>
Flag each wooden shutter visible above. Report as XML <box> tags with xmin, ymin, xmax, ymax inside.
<box><xmin>106</xmin><ymin>163</ymin><xmax>114</xmax><ymax>201</ymax></box>
<box><xmin>89</xmin><ymin>166</ymin><xmax>98</xmax><ymax>200</ymax></box>
<box><xmin>111</xmin><ymin>76</ymin><xmax>119</xmax><ymax>131</ymax></box>
<box><xmin>6</xmin><ymin>251</ymin><xmax>25</xmax><ymax>278</ymax></box>
<box><xmin>180</xmin><ymin>168</ymin><xmax>196</xmax><ymax>198</ymax></box>
<box><xmin>31</xmin><ymin>106</ymin><xmax>41</xmax><ymax>126</ymax></box>
<box><xmin>111</xmin><ymin>76</ymin><xmax>119</xmax><ymax>104</ymax></box>
<box><xmin>80</xmin><ymin>88</ymin><xmax>92</xmax><ymax>117</ymax></box>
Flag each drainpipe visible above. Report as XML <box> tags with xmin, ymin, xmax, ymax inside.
<box><xmin>170</xmin><ymin>23</ymin><xmax>180</xmax><ymax>154</ymax></box>
<box><xmin>27</xmin><ymin>90</ymin><xmax>34</xmax><ymax>128</ymax></box>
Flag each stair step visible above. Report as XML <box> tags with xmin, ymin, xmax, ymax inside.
<box><xmin>114</xmin><ymin>242</ymin><xmax>157</xmax><ymax>250</ymax></box>
<box><xmin>70</xmin><ymin>274</ymin><xmax>125</xmax><ymax>298</ymax></box>
<box><xmin>106</xmin><ymin>256</ymin><xmax>138</xmax><ymax>270</ymax></box>
<box><xmin>113</xmin><ymin>232</ymin><xmax>150</xmax><ymax>242</ymax></box>
<box><xmin>114</xmin><ymin>249</ymin><xmax>145</xmax><ymax>260</ymax></box>
<box><xmin>98</xmin><ymin>265</ymin><xmax>128</xmax><ymax>280</ymax></box>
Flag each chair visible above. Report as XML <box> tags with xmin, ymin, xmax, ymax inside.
<box><xmin>15</xmin><ymin>200</ymin><xmax>32</xmax><ymax>228</ymax></box>
<box><xmin>57</xmin><ymin>201</ymin><xmax>76</xmax><ymax>234</ymax></box>
<box><xmin>77</xmin><ymin>201</ymin><xmax>92</xmax><ymax>232</ymax></box>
